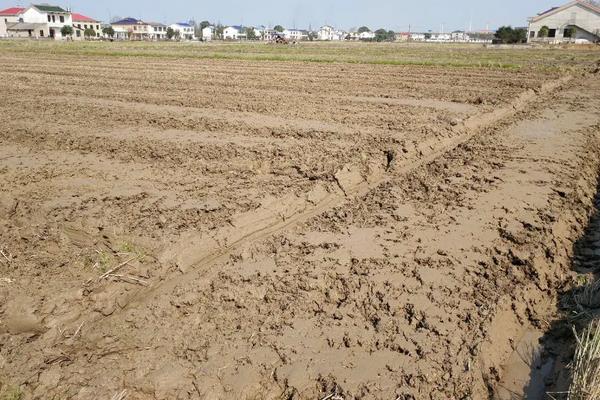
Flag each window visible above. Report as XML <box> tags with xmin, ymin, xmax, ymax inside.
<box><xmin>76</xmin><ymin>30</ymin><xmax>80</xmax><ymax>37</ymax></box>
<box><xmin>84</xmin><ymin>25</ymin><xmax>87</xmax><ymax>29</ymax></box>
<box><xmin>59</xmin><ymin>15</ymin><xmax>64</xmax><ymax>23</ymax></box>
<box><xmin>529</xmin><ymin>31</ymin><xmax>535</xmax><ymax>38</ymax></box>
<box><xmin>548</xmin><ymin>29</ymin><xmax>556</xmax><ymax>38</ymax></box>
<box><xmin>47</xmin><ymin>15</ymin><xmax>51</xmax><ymax>22</ymax></box>
<box><xmin>40</xmin><ymin>30</ymin><xmax>44</xmax><ymax>36</ymax></box>
<box><xmin>96</xmin><ymin>25</ymin><xmax>99</xmax><ymax>30</ymax></box>
<box><xmin>52</xmin><ymin>15</ymin><xmax>55</xmax><ymax>22</ymax></box>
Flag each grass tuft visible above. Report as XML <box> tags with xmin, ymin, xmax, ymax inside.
<box><xmin>568</xmin><ymin>319</ymin><xmax>600</xmax><ymax>400</ymax></box>
<box><xmin>0</xmin><ymin>386</ymin><xmax>23</xmax><ymax>400</ymax></box>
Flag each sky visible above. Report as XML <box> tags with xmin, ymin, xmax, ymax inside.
<box><xmin>0</xmin><ymin>0</ymin><xmax>562</xmax><ymax>32</ymax></box>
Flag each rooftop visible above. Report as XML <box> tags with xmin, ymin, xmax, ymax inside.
<box><xmin>0</xmin><ymin>7</ymin><xmax>24</xmax><ymax>16</ymax></box>
<box><xmin>71</xmin><ymin>13</ymin><xmax>98</xmax><ymax>22</ymax></box>
<box><xmin>112</xmin><ymin>17</ymin><xmax>143</xmax><ymax>25</ymax></box>
<box><xmin>33</xmin><ymin>4</ymin><xmax>68</xmax><ymax>13</ymax></box>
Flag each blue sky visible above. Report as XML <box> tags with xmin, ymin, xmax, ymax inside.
<box><xmin>1</xmin><ymin>0</ymin><xmax>561</xmax><ymax>31</ymax></box>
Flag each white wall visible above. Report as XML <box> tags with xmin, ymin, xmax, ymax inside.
<box><xmin>223</xmin><ymin>27</ymin><xmax>239</xmax><ymax>39</ymax></box>
<box><xmin>0</xmin><ymin>15</ymin><xmax>21</xmax><ymax>37</ymax></box>
<box><xmin>528</xmin><ymin>3</ymin><xmax>600</xmax><ymax>42</ymax></box>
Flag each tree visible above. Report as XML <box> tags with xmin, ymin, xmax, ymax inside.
<box><xmin>215</xmin><ymin>23</ymin><xmax>224</xmax><ymax>39</ymax></box>
<box><xmin>274</xmin><ymin>25</ymin><xmax>284</xmax><ymax>32</ymax></box>
<box><xmin>512</xmin><ymin>28</ymin><xmax>527</xmax><ymax>43</ymax></box>
<box><xmin>374</xmin><ymin>28</ymin><xmax>395</xmax><ymax>42</ymax></box>
<box><xmin>564</xmin><ymin>26</ymin><xmax>577</xmax><ymax>38</ymax></box>
<box><xmin>494</xmin><ymin>26</ymin><xmax>527</xmax><ymax>44</ymax></box>
<box><xmin>102</xmin><ymin>26</ymin><xmax>115</xmax><ymax>37</ymax></box>
<box><xmin>307</xmin><ymin>31</ymin><xmax>317</xmax><ymax>41</ymax></box>
<box><xmin>61</xmin><ymin>25</ymin><xmax>73</xmax><ymax>37</ymax></box>
<box><xmin>358</xmin><ymin>26</ymin><xmax>370</xmax><ymax>33</ymax></box>
<box><xmin>166</xmin><ymin>27</ymin><xmax>176</xmax><ymax>40</ymax></box>
<box><xmin>84</xmin><ymin>27</ymin><xmax>96</xmax><ymax>39</ymax></box>
<box><xmin>246</xmin><ymin>27</ymin><xmax>257</xmax><ymax>40</ymax></box>
<box><xmin>538</xmin><ymin>25</ymin><xmax>549</xmax><ymax>38</ymax></box>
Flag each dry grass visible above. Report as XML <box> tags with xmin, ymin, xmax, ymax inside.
<box><xmin>568</xmin><ymin>319</ymin><xmax>600</xmax><ymax>400</ymax></box>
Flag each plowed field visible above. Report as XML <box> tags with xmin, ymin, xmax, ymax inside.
<box><xmin>1</xmin><ymin>41</ymin><xmax>600</xmax><ymax>400</ymax></box>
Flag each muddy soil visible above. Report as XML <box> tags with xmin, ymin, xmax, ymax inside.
<box><xmin>1</xmin><ymin>50</ymin><xmax>600</xmax><ymax>399</ymax></box>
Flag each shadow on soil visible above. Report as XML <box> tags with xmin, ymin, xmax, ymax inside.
<box><xmin>516</xmin><ymin>176</ymin><xmax>600</xmax><ymax>400</ymax></box>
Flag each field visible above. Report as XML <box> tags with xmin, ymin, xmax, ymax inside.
<box><xmin>1</xmin><ymin>41</ymin><xmax>600</xmax><ymax>400</ymax></box>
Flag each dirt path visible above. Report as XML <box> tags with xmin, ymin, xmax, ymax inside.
<box><xmin>1</xmin><ymin>51</ymin><xmax>600</xmax><ymax>400</ymax></box>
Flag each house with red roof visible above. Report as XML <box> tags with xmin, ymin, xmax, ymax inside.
<box><xmin>528</xmin><ymin>0</ymin><xmax>600</xmax><ymax>43</ymax></box>
<box><xmin>0</xmin><ymin>7</ymin><xmax>25</xmax><ymax>37</ymax></box>
<box><xmin>72</xmin><ymin>12</ymin><xmax>102</xmax><ymax>39</ymax></box>
<box><xmin>4</xmin><ymin>4</ymin><xmax>73</xmax><ymax>39</ymax></box>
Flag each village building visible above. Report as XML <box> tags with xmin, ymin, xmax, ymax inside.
<box><xmin>201</xmin><ymin>25</ymin><xmax>214</xmax><ymax>41</ymax></box>
<box><xmin>0</xmin><ymin>7</ymin><xmax>24</xmax><ymax>37</ymax></box>
<box><xmin>283</xmin><ymin>28</ymin><xmax>308</xmax><ymax>41</ymax></box>
<box><xmin>6</xmin><ymin>4</ymin><xmax>72</xmax><ymax>39</ymax></box>
<box><xmin>528</xmin><ymin>0</ymin><xmax>600</xmax><ymax>43</ymax></box>
<box><xmin>223</xmin><ymin>25</ymin><xmax>246</xmax><ymax>40</ymax></box>
<box><xmin>318</xmin><ymin>25</ymin><xmax>345</xmax><ymax>40</ymax></box>
<box><xmin>148</xmin><ymin>22</ymin><xmax>167</xmax><ymax>40</ymax></box>
<box><xmin>169</xmin><ymin>22</ymin><xmax>195</xmax><ymax>40</ymax></box>
<box><xmin>111</xmin><ymin>17</ymin><xmax>152</xmax><ymax>40</ymax></box>
<box><xmin>72</xmin><ymin>13</ymin><xmax>102</xmax><ymax>39</ymax></box>
<box><xmin>358</xmin><ymin>31</ymin><xmax>376</xmax><ymax>40</ymax></box>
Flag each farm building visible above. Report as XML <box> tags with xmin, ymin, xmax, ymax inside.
<box><xmin>528</xmin><ymin>0</ymin><xmax>600</xmax><ymax>43</ymax></box>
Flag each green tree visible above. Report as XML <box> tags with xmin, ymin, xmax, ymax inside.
<box><xmin>307</xmin><ymin>31</ymin><xmax>317</xmax><ymax>41</ymax></box>
<box><xmin>274</xmin><ymin>25</ymin><xmax>284</xmax><ymax>32</ymax></box>
<box><xmin>166</xmin><ymin>27</ymin><xmax>175</xmax><ymax>40</ymax></box>
<box><xmin>374</xmin><ymin>28</ymin><xmax>394</xmax><ymax>42</ymax></box>
<box><xmin>538</xmin><ymin>25</ymin><xmax>549</xmax><ymax>38</ymax></box>
<box><xmin>200</xmin><ymin>20</ymin><xmax>211</xmax><ymax>30</ymax></box>
<box><xmin>84</xmin><ymin>27</ymin><xmax>96</xmax><ymax>39</ymax></box>
<box><xmin>246</xmin><ymin>27</ymin><xmax>257</xmax><ymax>40</ymax></box>
<box><xmin>357</xmin><ymin>26</ymin><xmax>370</xmax><ymax>33</ymax></box>
<box><xmin>564</xmin><ymin>26</ymin><xmax>576</xmax><ymax>38</ymax></box>
<box><xmin>60</xmin><ymin>25</ymin><xmax>73</xmax><ymax>37</ymax></box>
<box><xmin>102</xmin><ymin>26</ymin><xmax>115</xmax><ymax>37</ymax></box>
<box><xmin>495</xmin><ymin>26</ymin><xmax>527</xmax><ymax>44</ymax></box>
<box><xmin>512</xmin><ymin>28</ymin><xmax>527</xmax><ymax>43</ymax></box>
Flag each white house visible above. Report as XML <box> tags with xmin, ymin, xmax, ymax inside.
<box><xmin>148</xmin><ymin>22</ymin><xmax>167</xmax><ymax>40</ymax></box>
<box><xmin>410</xmin><ymin>33</ymin><xmax>426</xmax><ymax>41</ymax></box>
<box><xmin>528</xmin><ymin>0</ymin><xmax>600</xmax><ymax>43</ymax></box>
<box><xmin>318</xmin><ymin>25</ymin><xmax>344</xmax><ymax>40</ymax></box>
<box><xmin>7</xmin><ymin>4</ymin><xmax>72</xmax><ymax>39</ymax></box>
<box><xmin>0</xmin><ymin>7</ymin><xmax>24</xmax><ymax>37</ymax></box>
<box><xmin>223</xmin><ymin>25</ymin><xmax>246</xmax><ymax>40</ymax></box>
<box><xmin>201</xmin><ymin>25</ymin><xmax>214</xmax><ymax>41</ymax></box>
<box><xmin>170</xmin><ymin>22</ymin><xmax>195</xmax><ymax>40</ymax></box>
<box><xmin>283</xmin><ymin>28</ymin><xmax>307</xmax><ymax>41</ymax></box>
<box><xmin>111</xmin><ymin>17</ymin><xmax>152</xmax><ymax>40</ymax></box>
<box><xmin>71</xmin><ymin>13</ymin><xmax>102</xmax><ymax>39</ymax></box>
<box><xmin>358</xmin><ymin>31</ymin><xmax>375</xmax><ymax>40</ymax></box>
